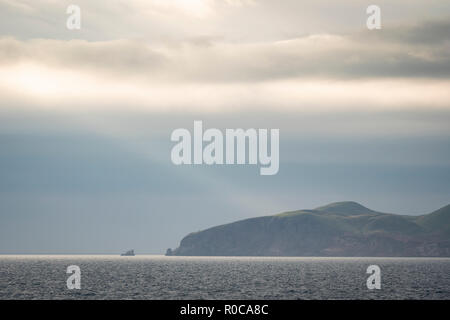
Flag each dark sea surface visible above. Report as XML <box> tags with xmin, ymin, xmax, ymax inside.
<box><xmin>0</xmin><ymin>255</ymin><xmax>449</xmax><ymax>300</ymax></box>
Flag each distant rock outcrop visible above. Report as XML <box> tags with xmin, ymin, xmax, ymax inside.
<box><xmin>167</xmin><ymin>202</ymin><xmax>450</xmax><ymax>257</ymax></box>
<box><xmin>121</xmin><ymin>249</ymin><xmax>135</xmax><ymax>256</ymax></box>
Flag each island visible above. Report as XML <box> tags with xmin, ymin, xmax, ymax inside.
<box><xmin>166</xmin><ymin>201</ymin><xmax>450</xmax><ymax>257</ymax></box>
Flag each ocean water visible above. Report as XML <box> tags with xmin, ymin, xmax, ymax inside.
<box><xmin>0</xmin><ymin>255</ymin><xmax>449</xmax><ymax>300</ymax></box>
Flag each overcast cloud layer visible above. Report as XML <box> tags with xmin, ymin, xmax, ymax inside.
<box><xmin>1</xmin><ymin>19</ymin><xmax>450</xmax><ymax>82</ymax></box>
<box><xmin>0</xmin><ymin>0</ymin><xmax>449</xmax><ymax>113</ymax></box>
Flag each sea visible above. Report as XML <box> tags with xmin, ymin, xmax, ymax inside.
<box><xmin>0</xmin><ymin>255</ymin><xmax>449</xmax><ymax>300</ymax></box>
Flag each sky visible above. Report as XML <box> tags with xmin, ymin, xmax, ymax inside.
<box><xmin>0</xmin><ymin>0</ymin><xmax>449</xmax><ymax>253</ymax></box>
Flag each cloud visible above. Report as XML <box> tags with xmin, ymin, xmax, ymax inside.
<box><xmin>2</xmin><ymin>1</ymin><xmax>449</xmax><ymax>42</ymax></box>
<box><xmin>1</xmin><ymin>64</ymin><xmax>449</xmax><ymax>113</ymax></box>
<box><xmin>1</xmin><ymin>19</ymin><xmax>450</xmax><ymax>83</ymax></box>
<box><xmin>0</xmin><ymin>37</ymin><xmax>166</xmax><ymax>76</ymax></box>
<box><xmin>224</xmin><ymin>0</ymin><xmax>255</xmax><ymax>7</ymax></box>
<box><xmin>1</xmin><ymin>21</ymin><xmax>450</xmax><ymax>113</ymax></box>
<box><xmin>360</xmin><ymin>20</ymin><xmax>450</xmax><ymax>45</ymax></box>
<box><xmin>0</xmin><ymin>3</ymin><xmax>449</xmax><ymax>113</ymax></box>
<box><xmin>0</xmin><ymin>0</ymin><xmax>34</xmax><ymax>13</ymax></box>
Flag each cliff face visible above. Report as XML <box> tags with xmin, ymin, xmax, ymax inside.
<box><xmin>168</xmin><ymin>202</ymin><xmax>450</xmax><ymax>257</ymax></box>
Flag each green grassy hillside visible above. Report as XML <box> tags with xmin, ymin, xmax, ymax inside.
<box><xmin>168</xmin><ymin>202</ymin><xmax>450</xmax><ymax>257</ymax></box>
